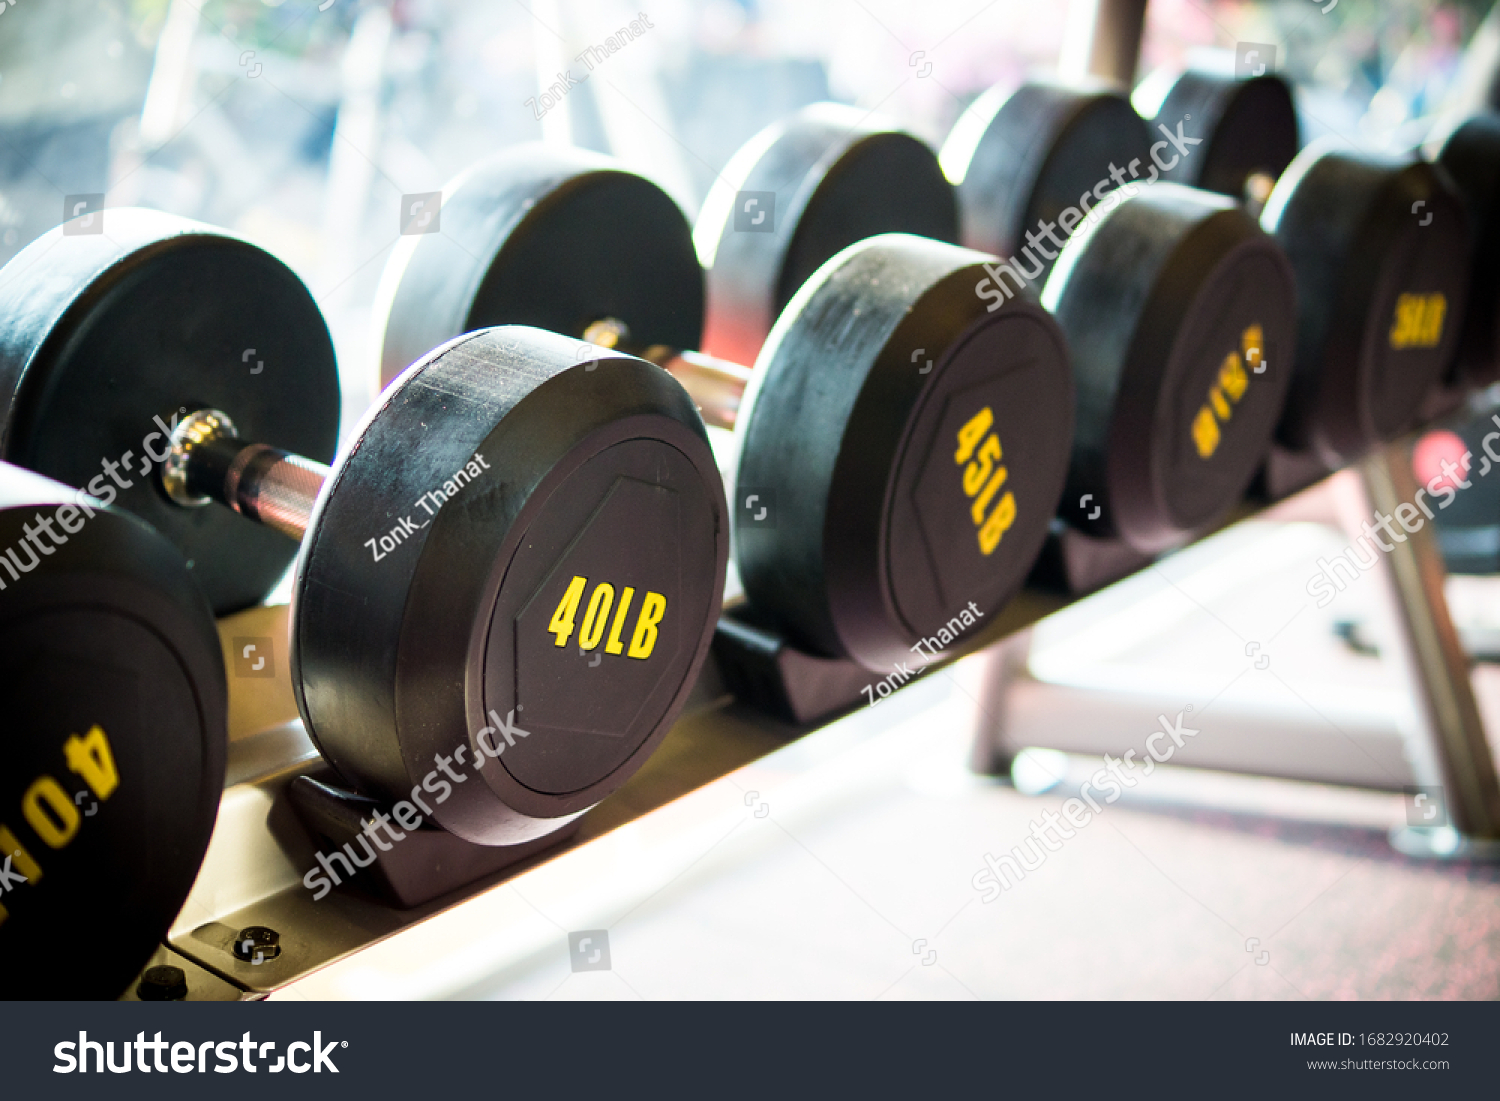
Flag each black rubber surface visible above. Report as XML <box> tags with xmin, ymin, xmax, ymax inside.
<box><xmin>0</xmin><ymin>210</ymin><xmax>340</xmax><ymax>615</ymax></box>
<box><xmin>1043</xmin><ymin>184</ymin><xmax>1298</xmax><ymax>552</ymax></box>
<box><xmin>294</xmin><ymin>326</ymin><xmax>727</xmax><ymax>845</ymax></box>
<box><xmin>1136</xmin><ymin>69</ymin><xmax>1300</xmax><ymax>201</ymax></box>
<box><xmin>943</xmin><ymin>80</ymin><xmax>1152</xmax><ymax>284</ymax></box>
<box><xmin>736</xmin><ymin>234</ymin><xmax>1074</xmax><ymax>669</ymax></box>
<box><xmin>0</xmin><ymin>462</ymin><xmax>225</xmax><ymax>999</ymax></box>
<box><xmin>696</xmin><ymin>103</ymin><xmax>959</xmax><ymax>365</ymax></box>
<box><xmin>1263</xmin><ymin>145</ymin><xmax>1470</xmax><ymax>467</ymax></box>
<box><xmin>376</xmin><ymin>145</ymin><xmax>704</xmax><ymax>388</ymax></box>
<box><xmin>1436</xmin><ymin>113</ymin><xmax>1500</xmax><ymax>386</ymax></box>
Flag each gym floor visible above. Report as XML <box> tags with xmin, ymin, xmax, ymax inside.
<box><xmin>274</xmin><ymin>506</ymin><xmax>1500</xmax><ymax>1001</ymax></box>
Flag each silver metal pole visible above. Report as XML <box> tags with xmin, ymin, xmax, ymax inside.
<box><xmin>1359</xmin><ymin>443</ymin><xmax>1500</xmax><ymax>858</ymax></box>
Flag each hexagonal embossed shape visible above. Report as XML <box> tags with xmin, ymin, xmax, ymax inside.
<box><xmin>515</xmin><ymin>475</ymin><xmax>683</xmax><ymax>736</ymax></box>
<box><xmin>895</xmin><ymin>333</ymin><xmax>1066</xmax><ymax>641</ymax></box>
<box><xmin>478</xmin><ymin>430</ymin><xmax>721</xmax><ymax>799</ymax></box>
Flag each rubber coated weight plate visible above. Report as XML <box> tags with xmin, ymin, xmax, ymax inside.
<box><xmin>1435</xmin><ymin>113</ymin><xmax>1500</xmax><ymax>386</ymax></box>
<box><xmin>294</xmin><ymin>327</ymin><xmax>726</xmax><ymax>846</ymax></box>
<box><xmin>695</xmin><ymin>103</ymin><xmax>959</xmax><ymax>366</ymax></box>
<box><xmin>1133</xmin><ymin>69</ymin><xmax>1299</xmax><ymax>203</ymax></box>
<box><xmin>376</xmin><ymin>145</ymin><xmax>703</xmax><ymax>389</ymax></box>
<box><xmin>0</xmin><ymin>210</ymin><xmax>340</xmax><ymax>615</ymax></box>
<box><xmin>1042</xmin><ymin>184</ymin><xmax>1297</xmax><ymax>552</ymax></box>
<box><xmin>736</xmin><ymin>234</ymin><xmax>1074</xmax><ymax>670</ymax></box>
<box><xmin>1263</xmin><ymin>144</ymin><xmax>1470</xmax><ymax>467</ymax></box>
<box><xmin>0</xmin><ymin>462</ymin><xmax>225</xmax><ymax>998</ymax></box>
<box><xmin>942</xmin><ymin>80</ymin><xmax>1152</xmax><ymax>284</ymax></box>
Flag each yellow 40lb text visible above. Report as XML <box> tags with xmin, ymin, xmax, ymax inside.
<box><xmin>549</xmin><ymin>576</ymin><xmax>666</xmax><ymax>659</ymax></box>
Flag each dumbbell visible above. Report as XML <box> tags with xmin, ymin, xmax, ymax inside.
<box><xmin>0</xmin><ymin>209</ymin><xmax>728</xmax><ymax>847</ymax></box>
<box><xmin>1131</xmin><ymin>63</ymin><xmax>1300</xmax><ymax>215</ymax></box>
<box><xmin>692</xmin><ymin>102</ymin><xmax>960</xmax><ymax>366</ymax></box>
<box><xmin>0</xmin><ymin>460</ymin><xmax>225</xmax><ymax>999</ymax></box>
<box><xmin>375</xmin><ymin>117</ymin><xmax>1075</xmax><ymax>671</ymax></box>
<box><xmin>943</xmin><ymin>79</ymin><xmax>1298</xmax><ymax>553</ymax></box>
<box><xmin>1140</xmin><ymin>67</ymin><xmax>1472</xmax><ymax>474</ymax></box>
<box><xmin>941</xmin><ymin>78</ymin><xmax>1158</xmax><ymax>284</ymax></box>
<box><xmin>1429</xmin><ymin>112</ymin><xmax>1500</xmax><ymax>388</ymax></box>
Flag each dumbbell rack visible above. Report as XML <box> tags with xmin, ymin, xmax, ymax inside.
<box><xmin>131</xmin><ymin>0</ymin><xmax>1500</xmax><ymax>999</ymax></box>
<box><xmin>142</xmin><ymin>428</ymin><xmax>1500</xmax><ymax>999</ymax></box>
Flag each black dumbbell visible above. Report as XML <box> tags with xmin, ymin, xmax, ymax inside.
<box><xmin>1430</xmin><ymin>111</ymin><xmax>1500</xmax><ymax>388</ymax></box>
<box><xmin>940</xmin><ymin>79</ymin><xmax>1153</xmax><ymax>285</ymax></box>
<box><xmin>0</xmin><ymin>460</ymin><xmax>225</xmax><ymax>998</ymax></box>
<box><xmin>692</xmin><ymin>102</ymin><xmax>959</xmax><ymax>366</ymax></box>
<box><xmin>1141</xmin><ymin>68</ymin><xmax>1472</xmax><ymax>478</ymax></box>
<box><xmin>376</xmin><ymin>120</ymin><xmax>1076</xmax><ymax>672</ymax></box>
<box><xmin>1131</xmin><ymin>63</ymin><xmax>1300</xmax><ymax>215</ymax></box>
<box><xmin>0</xmin><ymin>210</ymin><xmax>728</xmax><ymax>847</ymax></box>
<box><xmin>944</xmin><ymin>79</ymin><xmax>1298</xmax><ymax>555</ymax></box>
<box><xmin>0</xmin><ymin>213</ymin><xmax>341</xmax><ymax>616</ymax></box>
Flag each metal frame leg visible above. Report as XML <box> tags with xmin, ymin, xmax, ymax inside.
<box><xmin>1357</xmin><ymin>444</ymin><xmax>1500</xmax><ymax>858</ymax></box>
<box><xmin>966</xmin><ymin>627</ymin><xmax>1036</xmax><ymax>777</ymax></box>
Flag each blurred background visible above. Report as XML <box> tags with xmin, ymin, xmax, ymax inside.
<box><xmin>0</xmin><ymin>0</ymin><xmax>1487</xmax><ymax>426</ymax></box>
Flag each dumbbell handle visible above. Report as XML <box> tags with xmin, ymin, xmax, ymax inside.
<box><xmin>641</xmin><ymin>348</ymin><xmax>751</xmax><ymax>431</ymax></box>
<box><xmin>583</xmin><ymin>319</ymin><xmax>752</xmax><ymax>432</ymax></box>
<box><xmin>161</xmin><ymin>409</ymin><xmax>328</xmax><ymax>541</ymax></box>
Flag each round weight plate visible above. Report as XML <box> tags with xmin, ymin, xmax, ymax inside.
<box><xmin>695</xmin><ymin>103</ymin><xmax>959</xmax><ymax>366</ymax></box>
<box><xmin>294</xmin><ymin>327</ymin><xmax>726</xmax><ymax>846</ymax></box>
<box><xmin>0</xmin><ymin>210</ymin><xmax>340</xmax><ymax>615</ymax></box>
<box><xmin>942</xmin><ymin>80</ymin><xmax>1152</xmax><ymax>285</ymax></box>
<box><xmin>1134</xmin><ymin>69</ymin><xmax>1299</xmax><ymax>202</ymax></box>
<box><xmin>736</xmin><ymin>234</ymin><xmax>1074</xmax><ymax>670</ymax></box>
<box><xmin>1436</xmin><ymin>114</ymin><xmax>1500</xmax><ymax>387</ymax></box>
<box><xmin>1043</xmin><ymin>184</ymin><xmax>1297</xmax><ymax>552</ymax></box>
<box><xmin>374</xmin><ymin>145</ymin><xmax>703</xmax><ymax>390</ymax></box>
<box><xmin>0</xmin><ymin>462</ymin><xmax>225</xmax><ymax>999</ymax></box>
<box><xmin>1263</xmin><ymin>144</ymin><xmax>1470</xmax><ymax>467</ymax></box>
